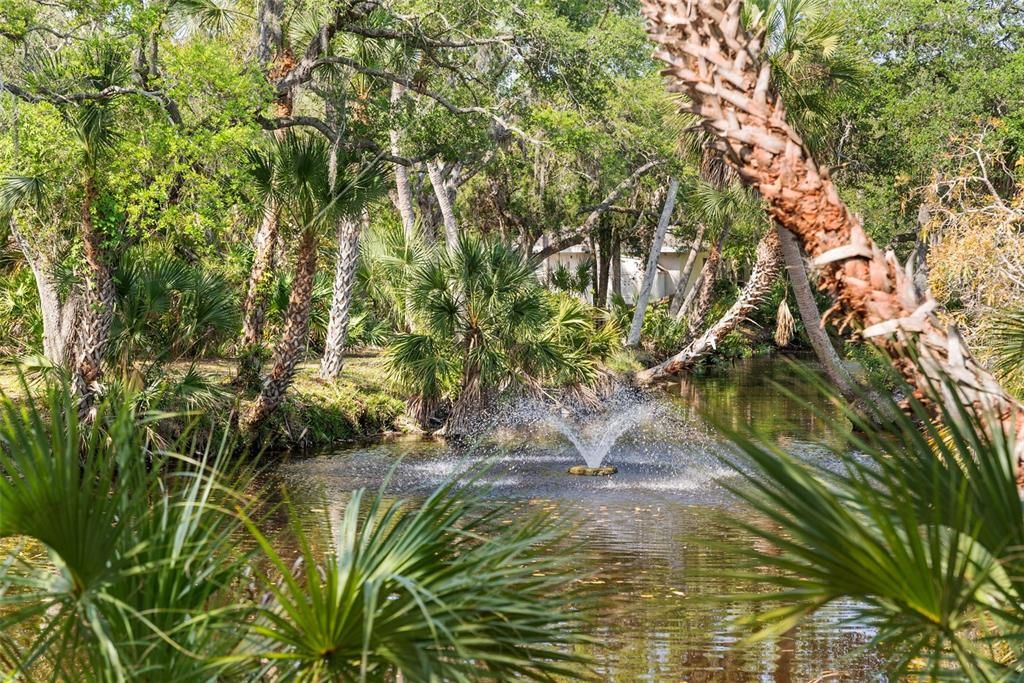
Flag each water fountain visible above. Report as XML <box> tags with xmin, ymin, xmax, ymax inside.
<box><xmin>545</xmin><ymin>401</ymin><xmax>654</xmax><ymax>475</ymax></box>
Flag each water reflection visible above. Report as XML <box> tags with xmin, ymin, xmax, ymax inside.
<box><xmin>272</xmin><ymin>358</ymin><xmax>887</xmax><ymax>681</ymax></box>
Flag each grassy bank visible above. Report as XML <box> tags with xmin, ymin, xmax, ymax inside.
<box><xmin>0</xmin><ymin>355</ymin><xmax>409</xmax><ymax>451</ymax></box>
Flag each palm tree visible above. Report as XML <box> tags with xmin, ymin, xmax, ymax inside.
<box><xmin>243</xmin><ymin>133</ymin><xmax>385</xmax><ymax>430</ymax></box>
<box><xmin>64</xmin><ymin>102</ymin><xmax>120</xmax><ymax>419</ymax></box>
<box><xmin>318</xmin><ymin>213</ymin><xmax>364</xmax><ymax>379</ymax></box>
<box><xmin>642</xmin><ymin>0</ymin><xmax>866</xmax><ymax>380</ymax></box>
<box><xmin>388</xmin><ymin>234</ymin><xmax>604</xmax><ymax>432</ymax></box>
<box><xmin>642</xmin><ymin>0</ymin><xmax>1024</xmax><ymax>460</ymax></box>
<box><xmin>638</xmin><ymin>226</ymin><xmax>784</xmax><ymax>382</ymax></box>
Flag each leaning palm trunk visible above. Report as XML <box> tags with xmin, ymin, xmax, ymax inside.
<box><xmin>777</xmin><ymin>225</ymin><xmax>858</xmax><ymax>398</ymax></box>
<box><xmin>668</xmin><ymin>222</ymin><xmax>707</xmax><ymax>316</ymax></box>
<box><xmin>319</xmin><ymin>214</ymin><xmax>362</xmax><ymax>379</ymax></box>
<box><xmin>637</xmin><ymin>228</ymin><xmax>782</xmax><ymax>383</ymax></box>
<box><xmin>236</xmin><ymin>201</ymin><xmax>280</xmax><ymax>383</ymax></box>
<box><xmin>628</xmin><ymin>177</ymin><xmax>679</xmax><ymax>347</ymax></box>
<box><xmin>643</xmin><ymin>0</ymin><xmax>1024</xmax><ymax>471</ymax></box>
<box><xmin>427</xmin><ymin>161</ymin><xmax>458</xmax><ymax>250</ymax></box>
<box><xmin>245</xmin><ymin>229</ymin><xmax>319</xmax><ymax>429</ymax></box>
<box><xmin>71</xmin><ymin>178</ymin><xmax>115</xmax><ymax>419</ymax></box>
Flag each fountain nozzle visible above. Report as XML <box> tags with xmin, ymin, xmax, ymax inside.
<box><xmin>567</xmin><ymin>465</ymin><xmax>618</xmax><ymax>476</ymax></box>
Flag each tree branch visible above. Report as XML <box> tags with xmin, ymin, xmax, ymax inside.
<box><xmin>309</xmin><ymin>55</ymin><xmax>540</xmax><ymax>144</ymax></box>
<box><xmin>533</xmin><ymin>159</ymin><xmax>664</xmax><ymax>260</ymax></box>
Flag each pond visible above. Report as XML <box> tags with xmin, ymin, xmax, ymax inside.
<box><xmin>270</xmin><ymin>357</ymin><xmax>888</xmax><ymax>682</ymax></box>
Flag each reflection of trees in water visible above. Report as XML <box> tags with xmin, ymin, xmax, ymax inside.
<box><xmin>671</xmin><ymin>357</ymin><xmax>848</xmax><ymax>447</ymax></box>
<box><xmin>559</xmin><ymin>503</ymin><xmax>881</xmax><ymax>680</ymax></box>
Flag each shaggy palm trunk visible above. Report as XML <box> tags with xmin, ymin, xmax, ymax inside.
<box><xmin>319</xmin><ymin>214</ymin><xmax>362</xmax><ymax>380</ymax></box>
<box><xmin>390</xmin><ymin>82</ymin><xmax>417</xmax><ymax>238</ymax></box>
<box><xmin>637</xmin><ymin>229</ymin><xmax>783</xmax><ymax>383</ymax></box>
<box><xmin>448</xmin><ymin>330</ymin><xmax>484</xmax><ymax>435</ymax></box>
<box><xmin>643</xmin><ymin>0</ymin><xmax>1024</xmax><ymax>473</ymax></box>
<box><xmin>777</xmin><ymin>225</ymin><xmax>858</xmax><ymax>398</ymax></box>
<box><xmin>10</xmin><ymin>218</ymin><xmax>78</xmax><ymax>365</ymax></box>
<box><xmin>245</xmin><ymin>229</ymin><xmax>319</xmax><ymax>429</ymax></box>
<box><xmin>236</xmin><ymin>202</ymin><xmax>280</xmax><ymax>382</ymax></box>
<box><xmin>669</xmin><ymin>222</ymin><xmax>707</xmax><ymax>316</ymax></box>
<box><xmin>427</xmin><ymin>161</ymin><xmax>458</xmax><ymax>250</ymax></box>
<box><xmin>628</xmin><ymin>177</ymin><xmax>679</xmax><ymax>346</ymax></box>
<box><xmin>71</xmin><ymin>178</ymin><xmax>115</xmax><ymax>419</ymax></box>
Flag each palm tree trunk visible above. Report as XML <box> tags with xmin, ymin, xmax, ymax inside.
<box><xmin>236</xmin><ymin>201</ymin><xmax>279</xmax><ymax>382</ymax></box>
<box><xmin>637</xmin><ymin>228</ymin><xmax>782</xmax><ymax>384</ymax></box>
<box><xmin>628</xmin><ymin>177</ymin><xmax>679</xmax><ymax>346</ymax></box>
<box><xmin>427</xmin><ymin>160</ymin><xmax>458</xmax><ymax>249</ymax></box>
<box><xmin>319</xmin><ymin>214</ymin><xmax>362</xmax><ymax>379</ymax></box>
<box><xmin>777</xmin><ymin>225</ymin><xmax>858</xmax><ymax>398</ymax></box>
<box><xmin>669</xmin><ymin>222</ymin><xmax>706</xmax><ymax>316</ymax></box>
<box><xmin>644</xmin><ymin>0</ymin><xmax>1024</xmax><ymax>472</ymax></box>
<box><xmin>390</xmin><ymin>82</ymin><xmax>417</xmax><ymax>238</ymax></box>
<box><xmin>245</xmin><ymin>228</ymin><xmax>319</xmax><ymax>429</ymax></box>
<box><xmin>71</xmin><ymin>177</ymin><xmax>115</xmax><ymax>419</ymax></box>
<box><xmin>447</xmin><ymin>331</ymin><xmax>484</xmax><ymax>435</ymax></box>
<box><xmin>678</xmin><ymin>224</ymin><xmax>730</xmax><ymax>331</ymax></box>
<box><xmin>675</xmin><ymin>224</ymin><xmax>730</xmax><ymax>322</ymax></box>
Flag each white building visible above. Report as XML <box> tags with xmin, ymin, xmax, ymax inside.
<box><xmin>537</xmin><ymin>233</ymin><xmax>705</xmax><ymax>305</ymax></box>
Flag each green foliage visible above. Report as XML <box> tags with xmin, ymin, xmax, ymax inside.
<box><xmin>992</xmin><ymin>309</ymin><xmax>1024</xmax><ymax>397</ymax></box>
<box><xmin>827</xmin><ymin>0</ymin><xmax>1024</xmax><ymax>240</ymax></box>
<box><xmin>243</xmin><ymin>479</ymin><xmax>593</xmax><ymax>681</ymax></box>
<box><xmin>269</xmin><ymin>374</ymin><xmax>404</xmax><ymax>447</ymax></box>
<box><xmin>111</xmin><ymin>248</ymin><xmax>239</xmax><ymax>366</ymax></box>
<box><xmin>720</xmin><ymin>364</ymin><xmax>1024</xmax><ymax>679</ymax></box>
<box><xmin>0</xmin><ymin>380</ymin><xmax>595</xmax><ymax>680</ymax></box>
<box><xmin>387</xmin><ymin>234</ymin><xmax>614</xmax><ymax>426</ymax></box>
<box><xmin>0</xmin><ymin>265</ymin><xmax>41</xmax><ymax>355</ymax></box>
<box><xmin>0</xmin><ymin>379</ymin><xmax>253</xmax><ymax>680</ymax></box>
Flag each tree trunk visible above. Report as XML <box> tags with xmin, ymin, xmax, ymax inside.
<box><xmin>319</xmin><ymin>214</ymin><xmax>362</xmax><ymax>379</ymax></box>
<box><xmin>628</xmin><ymin>177</ymin><xmax>679</xmax><ymax>346</ymax></box>
<box><xmin>427</xmin><ymin>160</ymin><xmax>458</xmax><ymax>249</ymax></box>
<box><xmin>256</xmin><ymin>0</ymin><xmax>284</xmax><ymax>66</ymax></box>
<box><xmin>447</xmin><ymin>331</ymin><xmax>484</xmax><ymax>435</ymax></box>
<box><xmin>637</xmin><ymin>229</ymin><xmax>783</xmax><ymax>383</ymax></box>
<box><xmin>389</xmin><ymin>82</ymin><xmax>417</xmax><ymax>238</ymax></box>
<box><xmin>245</xmin><ymin>228</ymin><xmax>319</xmax><ymax>429</ymax></box>
<box><xmin>236</xmin><ymin>201</ymin><xmax>280</xmax><ymax>383</ymax></box>
<box><xmin>595</xmin><ymin>227</ymin><xmax>611</xmax><ymax>307</ymax></box>
<box><xmin>644</xmin><ymin>0</ymin><xmax>1024</xmax><ymax>472</ymax></box>
<box><xmin>9</xmin><ymin>217</ymin><xmax>78</xmax><ymax>365</ymax></box>
<box><xmin>237</xmin><ymin>60</ymin><xmax>292</xmax><ymax>383</ymax></box>
<box><xmin>71</xmin><ymin>177</ymin><xmax>115</xmax><ymax>419</ymax></box>
<box><xmin>669</xmin><ymin>222</ymin><xmax>707</xmax><ymax>316</ymax></box>
<box><xmin>677</xmin><ymin>224</ymin><xmax>730</xmax><ymax>329</ymax></box>
<box><xmin>611</xmin><ymin>231</ymin><xmax>622</xmax><ymax>298</ymax></box>
<box><xmin>675</xmin><ymin>225</ymin><xmax>730</xmax><ymax>322</ymax></box>
<box><xmin>777</xmin><ymin>225</ymin><xmax>858</xmax><ymax>398</ymax></box>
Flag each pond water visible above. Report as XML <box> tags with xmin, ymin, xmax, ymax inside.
<box><xmin>271</xmin><ymin>357</ymin><xmax>888</xmax><ymax>682</ymax></box>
